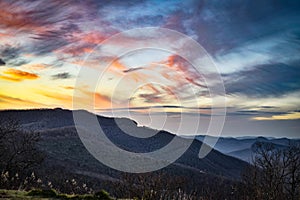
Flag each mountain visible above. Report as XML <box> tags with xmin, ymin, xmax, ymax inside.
<box><xmin>195</xmin><ymin>135</ymin><xmax>300</xmax><ymax>162</ymax></box>
<box><xmin>0</xmin><ymin>109</ymin><xmax>249</xmax><ymax>183</ymax></box>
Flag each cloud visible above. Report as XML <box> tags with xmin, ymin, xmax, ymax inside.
<box><xmin>80</xmin><ymin>31</ymin><xmax>106</xmax><ymax>44</ymax></box>
<box><xmin>252</xmin><ymin>112</ymin><xmax>300</xmax><ymax>121</ymax></box>
<box><xmin>193</xmin><ymin>0</ymin><xmax>300</xmax><ymax>53</ymax></box>
<box><xmin>131</xmin><ymin>83</ymin><xmax>179</xmax><ymax>105</ymax></box>
<box><xmin>0</xmin><ymin>0</ymin><xmax>82</xmax><ymax>32</ymax></box>
<box><xmin>38</xmin><ymin>91</ymin><xmax>72</xmax><ymax>105</ymax></box>
<box><xmin>259</xmin><ymin>106</ymin><xmax>278</xmax><ymax>109</ymax></box>
<box><xmin>51</xmin><ymin>72</ymin><xmax>72</xmax><ymax>80</ymax></box>
<box><xmin>62</xmin><ymin>86</ymin><xmax>74</xmax><ymax>90</ymax></box>
<box><xmin>0</xmin><ymin>0</ymin><xmax>299</xmax><ymax>136</ymax></box>
<box><xmin>233</xmin><ymin>110</ymin><xmax>287</xmax><ymax>116</ymax></box>
<box><xmin>71</xmin><ymin>88</ymin><xmax>114</xmax><ymax>110</ymax></box>
<box><xmin>94</xmin><ymin>93</ymin><xmax>112</xmax><ymax>109</ymax></box>
<box><xmin>97</xmin><ymin>105</ymin><xmax>210</xmax><ymax>112</ymax></box>
<box><xmin>0</xmin><ymin>59</ymin><xmax>5</xmax><ymax>66</ymax></box>
<box><xmin>163</xmin><ymin>55</ymin><xmax>206</xmax><ymax>88</ymax></box>
<box><xmin>22</xmin><ymin>63</ymin><xmax>48</xmax><ymax>70</ymax></box>
<box><xmin>224</xmin><ymin>62</ymin><xmax>300</xmax><ymax>97</ymax></box>
<box><xmin>0</xmin><ymin>93</ymin><xmax>47</xmax><ymax>108</ymax></box>
<box><xmin>0</xmin><ymin>1</ymin><xmax>91</xmax><ymax>57</ymax></box>
<box><xmin>97</xmin><ymin>0</ymin><xmax>178</xmax><ymax>30</ymax></box>
<box><xmin>123</xmin><ymin>67</ymin><xmax>144</xmax><ymax>73</ymax></box>
<box><xmin>0</xmin><ymin>45</ymin><xmax>29</xmax><ymax>67</ymax></box>
<box><xmin>0</xmin><ymin>1</ymin><xmax>41</xmax><ymax>31</ymax></box>
<box><xmin>0</xmin><ymin>68</ymin><xmax>39</xmax><ymax>82</ymax></box>
<box><xmin>0</xmin><ymin>45</ymin><xmax>21</xmax><ymax>62</ymax></box>
<box><xmin>60</xmin><ymin>44</ymin><xmax>94</xmax><ymax>56</ymax></box>
<box><xmin>58</xmin><ymin>30</ymin><xmax>110</xmax><ymax>57</ymax></box>
<box><xmin>31</xmin><ymin>23</ymin><xmax>81</xmax><ymax>55</ymax></box>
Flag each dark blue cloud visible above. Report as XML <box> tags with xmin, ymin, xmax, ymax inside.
<box><xmin>224</xmin><ymin>62</ymin><xmax>300</xmax><ymax>97</ymax></box>
<box><xmin>0</xmin><ymin>58</ymin><xmax>5</xmax><ymax>66</ymax></box>
<box><xmin>0</xmin><ymin>45</ymin><xmax>20</xmax><ymax>61</ymax></box>
<box><xmin>0</xmin><ymin>45</ymin><xmax>29</xmax><ymax>66</ymax></box>
<box><xmin>51</xmin><ymin>72</ymin><xmax>72</xmax><ymax>80</ymax></box>
<box><xmin>187</xmin><ymin>0</ymin><xmax>300</xmax><ymax>53</ymax></box>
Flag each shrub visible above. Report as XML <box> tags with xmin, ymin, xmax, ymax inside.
<box><xmin>94</xmin><ymin>190</ymin><xmax>112</xmax><ymax>200</ymax></box>
<box><xmin>27</xmin><ymin>189</ymin><xmax>57</xmax><ymax>198</ymax></box>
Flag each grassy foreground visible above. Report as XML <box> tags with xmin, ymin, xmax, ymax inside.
<box><xmin>0</xmin><ymin>189</ymin><xmax>113</xmax><ymax>200</ymax></box>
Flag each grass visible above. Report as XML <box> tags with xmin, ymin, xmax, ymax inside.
<box><xmin>0</xmin><ymin>189</ymin><xmax>113</xmax><ymax>200</ymax></box>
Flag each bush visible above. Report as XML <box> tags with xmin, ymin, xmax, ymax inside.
<box><xmin>27</xmin><ymin>189</ymin><xmax>58</xmax><ymax>198</ymax></box>
<box><xmin>58</xmin><ymin>194</ymin><xmax>106</xmax><ymax>200</ymax></box>
<box><xmin>94</xmin><ymin>190</ymin><xmax>112</xmax><ymax>200</ymax></box>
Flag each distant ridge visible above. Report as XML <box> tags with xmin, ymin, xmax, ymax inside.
<box><xmin>195</xmin><ymin>135</ymin><xmax>300</xmax><ymax>162</ymax></box>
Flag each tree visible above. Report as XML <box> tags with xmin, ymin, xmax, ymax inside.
<box><xmin>283</xmin><ymin>145</ymin><xmax>300</xmax><ymax>200</ymax></box>
<box><xmin>241</xmin><ymin>141</ymin><xmax>300</xmax><ymax>200</ymax></box>
<box><xmin>0</xmin><ymin>118</ymin><xmax>44</xmax><ymax>176</ymax></box>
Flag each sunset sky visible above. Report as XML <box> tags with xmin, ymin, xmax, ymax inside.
<box><xmin>0</xmin><ymin>0</ymin><xmax>299</xmax><ymax>138</ymax></box>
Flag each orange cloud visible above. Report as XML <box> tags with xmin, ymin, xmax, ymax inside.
<box><xmin>111</xmin><ymin>60</ymin><xmax>127</xmax><ymax>71</ymax></box>
<box><xmin>69</xmin><ymin>88</ymin><xmax>113</xmax><ymax>110</ymax></box>
<box><xmin>0</xmin><ymin>75</ymin><xmax>21</xmax><ymax>82</ymax></box>
<box><xmin>0</xmin><ymin>68</ymin><xmax>39</xmax><ymax>82</ymax></box>
<box><xmin>43</xmin><ymin>93</ymin><xmax>72</xmax><ymax>103</ymax></box>
<box><xmin>162</xmin><ymin>55</ymin><xmax>206</xmax><ymax>88</ymax></box>
<box><xmin>81</xmin><ymin>32</ymin><xmax>106</xmax><ymax>44</ymax></box>
<box><xmin>166</xmin><ymin>55</ymin><xmax>187</xmax><ymax>71</ymax></box>
<box><xmin>37</xmin><ymin>90</ymin><xmax>72</xmax><ymax>107</ymax></box>
<box><xmin>0</xmin><ymin>93</ymin><xmax>47</xmax><ymax>109</ymax></box>
<box><xmin>62</xmin><ymin>86</ymin><xmax>75</xmax><ymax>90</ymax></box>
<box><xmin>94</xmin><ymin>93</ymin><xmax>112</xmax><ymax>109</ymax></box>
<box><xmin>61</xmin><ymin>45</ymin><xmax>94</xmax><ymax>56</ymax></box>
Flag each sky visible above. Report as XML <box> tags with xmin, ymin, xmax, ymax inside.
<box><xmin>0</xmin><ymin>0</ymin><xmax>299</xmax><ymax>138</ymax></box>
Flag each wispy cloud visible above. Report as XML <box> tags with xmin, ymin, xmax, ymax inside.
<box><xmin>123</xmin><ymin>67</ymin><xmax>144</xmax><ymax>73</ymax></box>
<box><xmin>224</xmin><ymin>62</ymin><xmax>300</xmax><ymax>97</ymax></box>
<box><xmin>38</xmin><ymin>90</ymin><xmax>72</xmax><ymax>105</ymax></box>
<box><xmin>0</xmin><ymin>0</ymin><xmax>299</xmax><ymax>136</ymax></box>
<box><xmin>0</xmin><ymin>93</ymin><xmax>46</xmax><ymax>108</ymax></box>
<box><xmin>252</xmin><ymin>112</ymin><xmax>300</xmax><ymax>121</ymax></box>
<box><xmin>22</xmin><ymin>63</ymin><xmax>48</xmax><ymax>70</ymax></box>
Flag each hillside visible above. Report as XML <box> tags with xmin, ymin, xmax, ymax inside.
<box><xmin>0</xmin><ymin>109</ymin><xmax>248</xmax><ymax>195</ymax></box>
<box><xmin>0</xmin><ymin>109</ymin><xmax>248</xmax><ymax>180</ymax></box>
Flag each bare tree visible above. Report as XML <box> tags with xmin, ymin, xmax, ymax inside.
<box><xmin>241</xmin><ymin>142</ymin><xmax>300</xmax><ymax>200</ymax></box>
<box><xmin>283</xmin><ymin>145</ymin><xmax>300</xmax><ymax>200</ymax></box>
<box><xmin>0</xmin><ymin>118</ymin><xmax>44</xmax><ymax>176</ymax></box>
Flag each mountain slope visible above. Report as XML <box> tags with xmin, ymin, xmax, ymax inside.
<box><xmin>0</xmin><ymin>109</ymin><xmax>249</xmax><ymax>182</ymax></box>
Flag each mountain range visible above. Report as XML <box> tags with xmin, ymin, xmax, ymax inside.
<box><xmin>195</xmin><ymin>135</ymin><xmax>300</xmax><ymax>162</ymax></box>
